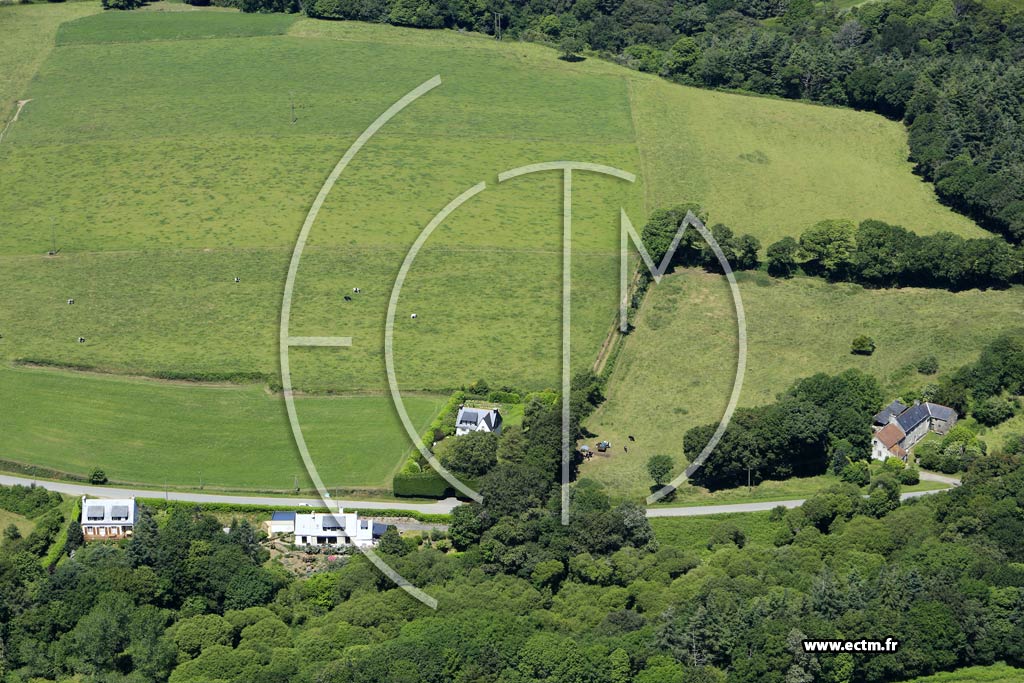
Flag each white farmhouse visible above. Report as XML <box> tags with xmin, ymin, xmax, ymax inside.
<box><xmin>454</xmin><ymin>406</ymin><xmax>502</xmax><ymax>436</ymax></box>
<box><xmin>263</xmin><ymin>507</ymin><xmax>386</xmax><ymax>548</ymax></box>
<box><xmin>80</xmin><ymin>496</ymin><xmax>138</xmax><ymax>541</ymax></box>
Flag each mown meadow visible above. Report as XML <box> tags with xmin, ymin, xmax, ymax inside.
<box><xmin>0</xmin><ymin>6</ymin><xmax>1009</xmax><ymax>495</ymax></box>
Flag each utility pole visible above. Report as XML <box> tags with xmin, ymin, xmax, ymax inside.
<box><xmin>290</xmin><ymin>92</ymin><xmax>296</xmax><ymax>125</ymax></box>
<box><xmin>493</xmin><ymin>12</ymin><xmax>502</xmax><ymax>40</ymax></box>
<box><xmin>49</xmin><ymin>221</ymin><xmax>58</xmax><ymax>255</ymax></box>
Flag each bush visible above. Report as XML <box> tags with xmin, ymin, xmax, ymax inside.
<box><xmin>916</xmin><ymin>356</ymin><xmax>939</xmax><ymax>375</ymax></box>
<box><xmin>101</xmin><ymin>0</ymin><xmax>144</xmax><ymax>9</ymax></box>
<box><xmin>90</xmin><ymin>469</ymin><xmax>108</xmax><ymax>485</ymax></box>
<box><xmin>851</xmin><ymin>335</ymin><xmax>876</xmax><ymax>356</ymax></box>
<box><xmin>839</xmin><ymin>461</ymin><xmax>870</xmax><ymax>486</ymax></box>
<box><xmin>393</xmin><ymin>471</ymin><xmax>478</xmax><ymax>499</ymax></box>
<box><xmin>899</xmin><ymin>465</ymin><xmax>920</xmax><ymax>485</ymax></box>
<box><xmin>973</xmin><ymin>396</ymin><xmax>1017</xmax><ymax>426</ymax></box>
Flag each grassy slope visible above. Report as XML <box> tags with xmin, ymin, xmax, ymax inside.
<box><xmin>627</xmin><ymin>75</ymin><xmax>985</xmax><ymax>244</ymax></box>
<box><xmin>0</xmin><ymin>2</ymin><xmax>99</xmax><ymax>124</ymax></box>
<box><xmin>0</xmin><ymin>13</ymin><xmax>639</xmax><ymax>392</ymax></box>
<box><xmin>0</xmin><ymin>8</ymin><xmax>1002</xmax><ymax>495</ymax></box>
<box><xmin>650</xmin><ymin>511</ymin><xmax>780</xmax><ymax>554</ymax></box>
<box><xmin>583</xmin><ymin>270</ymin><xmax>1024</xmax><ymax>499</ymax></box>
<box><xmin>904</xmin><ymin>664</ymin><xmax>1024</xmax><ymax>683</ymax></box>
<box><xmin>0</xmin><ymin>508</ymin><xmax>36</xmax><ymax>541</ymax></box>
<box><xmin>0</xmin><ymin>365</ymin><xmax>446</xmax><ymax>492</ymax></box>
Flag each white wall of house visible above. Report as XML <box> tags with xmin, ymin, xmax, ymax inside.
<box><xmin>871</xmin><ymin>438</ymin><xmax>891</xmax><ymax>461</ymax></box>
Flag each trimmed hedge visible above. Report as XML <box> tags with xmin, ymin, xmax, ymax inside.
<box><xmin>392</xmin><ymin>471</ymin><xmax>477</xmax><ymax>500</ymax></box>
<box><xmin>137</xmin><ymin>498</ymin><xmax>450</xmax><ymax>524</ymax></box>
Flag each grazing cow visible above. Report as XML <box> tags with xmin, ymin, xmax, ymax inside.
<box><xmin>67</xmin><ymin>299</ymin><xmax>74</xmax><ymax>305</ymax></box>
<box><xmin>77</xmin><ymin>337</ymin><xmax>85</xmax><ymax>343</ymax></box>
<box><xmin>628</xmin><ymin>435</ymin><xmax>635</xmax><ymax>442</ymax></box>
<box><xmin>234</xmin><ymin>277</ymin><xmax>240</xmax><ymax>283</ymax></box>
<box><xmin>344</xmin><ymin>296</ymin><xmax>352</xmax><ymax>302</ymax></box>
<box><xmin>411</xmin><ymin>313</ymin><xmax>417</xmax><ymax>319</ymax></box>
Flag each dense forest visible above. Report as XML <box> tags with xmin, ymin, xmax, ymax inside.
<box><xmin>684</xmin><ymin>330</ymin><xmax>1024</xmax><ymax>489</ymax></box>
<box><xmin>180</xmin><ymin>0</ymin><xmax>1024</xmax><ymax>246</ymax></box>
<box><xmin>5</xmin><ymin>441</ymin><xmax>1024</xmax><ymax>681</ymax></box>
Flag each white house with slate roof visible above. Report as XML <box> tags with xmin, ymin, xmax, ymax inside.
<box><xmin>286</xmin><ymin>508</ymin><xmax>386</xmax><ymax>548</ymax></box>
<box><xmin>454</xmin><ymin>406</ymin><xmax>502</xmax><ymax>436</ymax></box>
<box><xmin>871</xmin><ymin>400</ymin><xmax>958</xmax><ymax>461</ymax></box>
<box><xmin>80</xmin><ymin>496</ymin><xmax>138</xmax><ymax>541</ymax></box>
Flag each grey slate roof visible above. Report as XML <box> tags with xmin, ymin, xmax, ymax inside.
<box><xmin>873</xmin><ymin>400</ymin><xmax>908</xmax><ymax>425</ymax></box>
<box><xmin>372</xmin><ymin>522</ymin><xmax>388</xmax><ymax>537</ymax></box>
<box><xmin>80</xmin><ymin>498</ymin><xmax>137</xmax><ymax>525</ymax></box>
<box><xmin>456</xmin><ymin>406</ymin><xmax>502</xmax><ymax>431</ymax></box>
<box><xmin>321</xmin><ymin>515</ymin><xmax>343</xmax><ymax>530</ymax></box>
<box><xmin>270</xmin><ymin>511</ymin><xmax>296</xmax><ymax>522</ymax></box>
<box><xmin>926</xmin><ymin>403</ymin><xmax>957</xmax><ymax>421</ymax></box>
<box><xmin>895</xmin><ymin>403</ymin><xmax>931</xmax><ymax>433</ymax></box>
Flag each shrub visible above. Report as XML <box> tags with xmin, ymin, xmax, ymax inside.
<box><xmin>973</xmin><ymin>396</ymin><xmax>1017</xmax><ymax>426</ymax></box>
<box><xmin>90</xmin><ymin>469</ymin><xmax>108</xmax><ymax>485</ymax></box>
<box><xmin>851</xmin><ymin>335</ymin><xmax>876</xmax><ymax>356</ymax></box>
<box><xmin>840</xmin><ymin>461</ymin><xmax>870</xmax><ymax>486</ymax></box>
<box><xmin>899</xmin><ymin>465</ymin><xmax>920</xmax><ymax>485</ymax></box>
<box><xmin>916</xmin><ymin>355</ymin><xmax>939</xmax><ymax>375</ymax></box>
<box><xmin>393</xmin><ymin>471</ymin><xmax>478</xmax><ymax>498</ymax></box>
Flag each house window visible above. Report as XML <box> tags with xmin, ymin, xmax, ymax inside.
<box><xmin>300</xmin><ymin>536</ymin><xmax>307</xmax><ymax>544</ymax></box>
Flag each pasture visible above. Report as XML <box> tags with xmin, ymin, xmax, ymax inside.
<box><xmin>0</xmin><ymin>6</ymin><xmax>1004</xmax><ymax>495</ymax></box>
<box><xmin>627</xmin><ymin>75</ymin><xmax>986</xmax><ymax>245</ymax></box>
<box><xmin>904</xmin><ymin>664</ymin><xmax>1024</xmax><ymax>683</ymax></box>
<box><xmin>650</xmin><ymin>511</ymin><xmax>780</xmax><ymax>554</ymax></box>
<box><xmin>582</xmin><ymin>269</ymin><xmax>1024</xmax><ymax>499</ymax></box>
<box><xmin>0</xmin><ymin>365</ymin><xmax>445</xmax><ymax>493</ymax></box>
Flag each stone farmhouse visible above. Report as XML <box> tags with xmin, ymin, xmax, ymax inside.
<box><xmin>80</xmin><ymin>496</ymin><xmax>138</xmax><ymax>541</ymax></box>
<box><xmin>871</xmin><ymin>399</ymin><xmax>958</xmax><ymax>461</ymax></box>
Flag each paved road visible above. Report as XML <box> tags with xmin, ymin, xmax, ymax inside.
<box><xmin>0</xmin><ymin>474</ymin><xmax>462</xmax><ymax>515</ymax></box>
<box><xmin>647</xmin><ymin>487</ymin><xmax>952</xmax><ymax>517</ymax></box>
<box><xmin>0</xmin><ymin>473</ymin><xmax>956</xmax><ymax>519</ymax></box>
<box><xmin>919</xmin><ymin>470</ymin><xmax>962</xmax><ymax>487</ymax></box>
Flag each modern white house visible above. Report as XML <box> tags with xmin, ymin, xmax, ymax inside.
<box><xmin>80</xmin><ymin>496</ymin><xmax>138</xmax><ymax>541</ymax></box>
<box><xmin>454</xmin><ymin>406</ymin><xmax>502</xmax><ymax>436</ymax></box>
<box><xmin>871</xmin><ymin>400</ymin><xmax>958</xmax><ymax>461</ymax></box>
<box><xmin>263</xmin><ymin>507</ymin><xmax>386</xmax><ymax>548</ymax></box>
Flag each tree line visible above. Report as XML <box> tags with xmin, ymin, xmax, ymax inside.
<box><xmin>162</xmin><ymin>0</ymin><xmax>1024</xmax><ymax>247</ymax></box>
<box><xmin>766</xmin><ymin>218</ymin><xmax>1022</xmax><ymax>290</ymax></box>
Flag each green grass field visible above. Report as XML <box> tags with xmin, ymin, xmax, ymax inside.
<box><xmin>0</xmin><ymin>508</ymin><xmax>36</xmax><ymax>542</ymax></box>
<box><xmin>0</xmin><ymin>365</ymin><xmax>445</xmax><ymax>493</ymax></box>
<box><xmin>904</xmin><ymin>664</ymin><xmax>1024</xmax><ymax>683</ymax></box>
<box><xmin>583</xmin><ymin>269</ymin><xmax>1024</xmax><ymax>499</ymax></box>
<box><xmin>650</xmin><ymin>511</ymin><xmax>780</xmax><ymax>554</ymax></box>
<box><xmin>627</xmin><ymin>75</ymin><xmax>985</xmax><ymax>244</ymax></box>
<box><xmin>0</xmin><ymin>2</ymin><xmax>99</xmax><ymax>124</ymax></box>
<box><xmin>0</xmin><ymin>6</ymin><xmax>1002</xmax><ymax>494</ymax></box>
